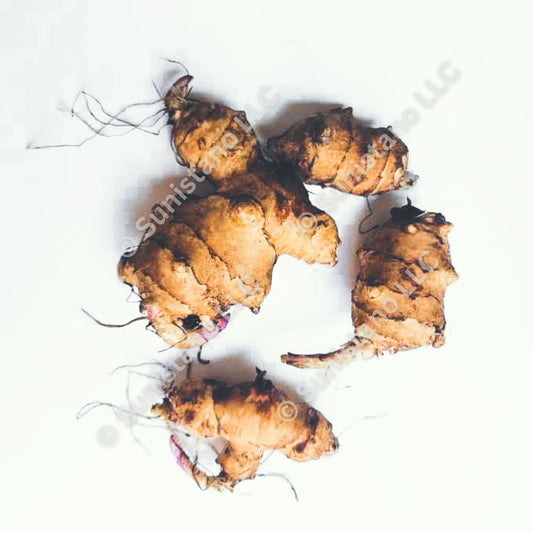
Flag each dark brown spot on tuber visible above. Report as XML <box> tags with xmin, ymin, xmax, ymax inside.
<box><xmin>184</xmin><ymin>409</ymin><xmax>196</xmax><ymax>422</ymax></box>
<box><xmin>212</xmin><ymin>382</ymin><xmax>232</xmax><ymax>403</ymax></box>
<box><xmin>307</xmin><ymin>410</ymin><xmax>320</xmax><ymax>430</ymax></box>
<box><xmin>295</xmin><ymin>440</ymin><xmax>308</xmax><ymax>453</ymax></box>
<box><xmin>182</xmin><ymin>314</ymin><xmax>202</xmax><ymax>330</ymax></box>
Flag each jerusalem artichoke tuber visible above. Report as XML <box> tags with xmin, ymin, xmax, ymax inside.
<box><xmin>282</xmin><ymin>202</ymin><xmax>458</xmax><ymax>368</ymax></box>
<box><xmin>267</xmin><ymin>107</ymin><xmax>411</xmax><ymax>195</ymax></box>
<box><xmin>119</xmin><ymin>76</ymin><xmax>339</xmax><ymax>349</ymax></box>
<box><xmin>152</xmin><ymin>368</ymin><xmax>338</xmax><ymax>491</ymax></box>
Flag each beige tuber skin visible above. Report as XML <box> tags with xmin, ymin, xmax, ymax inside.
<box><xmin>282</xmin><ymin>203</ymin><xmax>458</xmax><ymax>368</ymax></box>
<box><xmin>268</xmin><ymin>107</ymin><xmax>412</xmax><ymax>195</ymax></box>
<box><xmin>152</xmin><ymin>369</ymin><xmax>338</xmax><ymax>491</ymax></box>
<box><xmin>119</xmin><ymin>75</ymin><xmax>339</xmax><ymax>349</ymax></box>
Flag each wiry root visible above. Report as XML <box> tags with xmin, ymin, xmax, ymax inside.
<box><xmin>81</xmin><ymin>308</ymin><xmax>148</xmax><ymax>328</ymax></box>
<box><xmin>27</xmin><ymin>91</ymin><xmax>166</xmax><ymax>149</ymax></box>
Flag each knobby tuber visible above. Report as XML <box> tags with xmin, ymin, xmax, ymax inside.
<box><xmin>267</xmin><ymin>107</ymin><xmax>411</xmax><ymax>195</ymax></box>
<box><xmin>119</xmin><ymin>76</ymin><xmax>339</xmax><ymax>349</ymax></box>
<box><xmin>282</xmin><ymin>203</ymin><xmax>458</xmax><ymax>368</ymax></box>
<box><xmin>152</xmin><ymin>368</ymin><xmax>338</xmax><ymax>491</ymax></box>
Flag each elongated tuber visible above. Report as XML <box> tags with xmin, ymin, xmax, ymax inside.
<box><xmin>282</xmin><ymin>203</ymin><xmax>458</xmax><ymax>368</ymax></box>
<box><xmin>152</xmin><ymin>368</ymin><xmax>338</xmax><ymax>491</ymax></box>
<box><xmin>119</xmin><ymin>76</ymin><xmax>339</xmax><ymax>348</ymax></box>
<box><xmin>267</xmin><ymin>107</ymin><xmax>411</xmax><ymax>195</ymax></box>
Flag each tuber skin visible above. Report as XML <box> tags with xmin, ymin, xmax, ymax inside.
<box><xmin>267</xmin><ymin>107</ymin><xmax>411</xmax><ymax>195</ymax></box>
<box><xmin>282</xmin><ymin>203</ymin><xmax>458</xmax><ymax>368</ymax></box>
<box><xmin>152</xmin><ymin>368</ymin><xmax>338</xmax><ymax>491</ymax></box>
<box><xmin>164</xmin><ymin>76</ymin><xmax>338</xmax><ymax>265</ymax></box>
<box><xmin>118</xmin><ymin>76</ymin><xmax>339</xmax><ymax>349</ymax></box>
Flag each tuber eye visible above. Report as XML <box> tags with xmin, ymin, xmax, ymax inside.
<box><xmin>181</xmin><ymin>314</ymin><xmax>201</xmax><ymax>330</ymax></box>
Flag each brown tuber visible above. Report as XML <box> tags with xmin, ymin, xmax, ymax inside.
<box><xmin>152</xmin><ymin>368</ymin><xmax>338</xmax><ymax>491</ymax></box>
<box><xmin>282</xmin><ymin>203</ymin><xmax>458</xmax><ymax>368</ymax></box>
<box><xmin>119</xmin><ymin>76</ymin><xmax>339</xmax><ymax>349</ymax></box>
<box><xmin>267</xmin><ymin>107</ymin><xmax>412</xmax><ymax>195</ymax></box>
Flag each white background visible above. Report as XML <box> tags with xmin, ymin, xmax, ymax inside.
<box><xmin>1</xmin><ymin>1</ymin><xmax>532</xmax><ymax>532</ymax></box>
